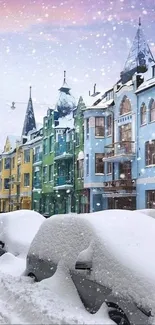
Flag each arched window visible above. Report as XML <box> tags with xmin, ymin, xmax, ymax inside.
<box><xmin>149</xmin><ymin>98</ymin><xmax>155</xmax><ymax>122</ymax></box>
<box><xmin>120</xmin><ymin>95</ymin><xmax>131</xmax><ymax>115</ymax></box>
<box><xmin>140</xmin><ymin>103</ymin><xmax>147</xmax><ymax>125</ymax></box>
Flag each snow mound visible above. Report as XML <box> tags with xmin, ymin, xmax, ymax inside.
<box><xmin>0</xmin><ymin>252</ymin><xmax>25</xmax><ymax>276</ymax></box>
<box><xmin>134</xmin><ymin>209</ymin><xmax>155</xmax><ymax>218</ymax></box>
<box><xmin>29</xmin><ymin>209</ymin><xmax>155</xmax><ymax>312</ymax></box>
<box><xmin>0</xmin><ymin>210</ymin><xmax>45</xmax><ymax>257</ymax></box>
<box><xmin>39</xmin><ymin>262</ymin><xmax>114</xmax><ymax>324</ymax></box>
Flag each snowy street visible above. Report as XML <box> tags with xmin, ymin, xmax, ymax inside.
<box><xmin>0</xmin><ymin>268</ymin><xmax>112</xmax><ymax>325</ymax></box>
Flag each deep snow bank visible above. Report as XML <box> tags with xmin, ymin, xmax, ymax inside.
<box><xmin>0</xmin><ymin>210</ymin><xmax>45</xmax><ymax>257</ymax></box>
<box><xmin>29</xmin><ymin>209</ymin><xmax>155</xmax><ymax>311</ymax></box>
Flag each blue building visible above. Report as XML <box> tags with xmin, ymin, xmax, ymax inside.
<box><xmin>83</xmin><ymin>20</ymin><xmax>155</xmax><ymax>211</ymax></box>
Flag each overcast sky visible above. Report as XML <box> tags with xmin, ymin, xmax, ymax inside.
<box><xmin>0</xmin><ymin>0</ymin><xmax>155</xmax><ymax>148</ymax></box>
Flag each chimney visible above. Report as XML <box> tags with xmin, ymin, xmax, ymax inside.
<box><xmin>152</xmin><ymin>65</ymin><xmax>155</xmax><ymax>78</ymax></box>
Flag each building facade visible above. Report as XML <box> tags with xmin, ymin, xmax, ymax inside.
<box><xmin>83</xmin><ymin>20</ymin><xmax>155</xmax><ymax>212</ymax></box>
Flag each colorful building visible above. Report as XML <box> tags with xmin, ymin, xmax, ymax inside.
<box><xmin>0</xmin><ymin>87</ymin><xmax>37</xmax><ymax>212</ymax></box>
<box><xmin>83</xmin><ymin>20</ymin><xmax>155</xmax><ymax>212</ymax></box>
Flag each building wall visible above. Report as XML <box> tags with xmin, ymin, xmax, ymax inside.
<box><xmin>136</xmin><ymin>85</ymin><xmax>155</xmax><ymax>208</ymax></box>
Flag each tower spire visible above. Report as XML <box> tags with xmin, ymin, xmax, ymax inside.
<box><xmin>29</xmin><ymin>86</ymin><xmax>32</xmax><ymax>99</ymax></box>
<box><xmin>120</xmin><ymin>20</ymin><xmax>155</xmax><ymax>83</ymax></box>
<box><xmin>64</xmin><ymin>70</ymin><xmax>66</xmax><ymax>83</ymax></box>
<box><xmin>22</xmin><ymin>86</ymin><xmax>36</xmax><ymax>136</ymax></box>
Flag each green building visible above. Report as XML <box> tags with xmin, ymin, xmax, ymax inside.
<box><xmin>31</xmin><ymin>128</ymin><xmax>43</xmax><ymax>213</ymax></box>
<box><xmin>74</xmin><ymin>96</ymin><xmax>90</xmax><ymax>213</ymax></box>
<box><xmin>41</xmin><ymin>108</ymin><xmax>59</xmax><ymax>216</ymax></box>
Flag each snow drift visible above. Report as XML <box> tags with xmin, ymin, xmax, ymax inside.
<box><xmin>29</xmin><ymin>209</ymin><xmax>155</xmax><ymax>312</ymax></box>
<box><xmin>0</xmin><ymin>210</ymin><xmax>45</xmax><ymax>257</ymax></box>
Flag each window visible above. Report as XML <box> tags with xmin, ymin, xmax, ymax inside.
<box><xmin>86</xmin><ymin>154</ymin><xmax>89</xmax><ymax>176</ymax></box>
<box><xmin>12</xmin><ymin>157</ymin><xmax>15</xmax><ymax>169</ymax></box>
<box><xmin>75</xmin><ymin>132</ymin><xmax>80</xmax><ymax>146</ymax></box>
<box><xmin>0</xmin><ymin>161</ymin><xmax>2</xmax><ymax>172</ymax></box>
<box><xmin>86</xmin><ymin>118</ymin><xmax>89</xmax><ymax>139</ymax></box>
<box><xmin>0</xmin><ymin>178</ymin><xmax>2</xmax><ymax>190</ymax></box>
<box><xmin>24</xmin><ymin>173</ymin><xmax>30</xmax><ymax>186</ymax></box>
<box><xmin>120</xmin><ymin>95</ymin><xmax>131</xmax><ymax>115</ymax></box>
<box><xmin>140</xmin><ymin>103</ymin><xmax>147</xmax><ymax>125</ymax></box>
<box><xmin>107</xmin><ymin>162</ymin><xmax>112</xmax><ymax>174</ymax></box>
<box><xmin>119</xmin><ymin>123</ymin><xmax>132</xmax><ymax>142</ymax></box>
<box><xmin>24</xmin><ymin>149</ymin><xmax>30</xmax><ymax>163</ymax></box>
<box><xmin>4</xmin><ymin>158</ymin><xmax>10</xmax><ymax>169</ymax></box>
<box><xmin>149</xmin><ymin>98</ymin><xmax>155</xmax><ymax>122</ymax></box>
<box><xmin>145</xmin><ymin>140</ymin><xmax>155</xmax><ymax>166</ymax></box>
<box><xmin>146</xmin><ymin>190</ymin><xmax>155</xmax><ymax>209</ymax></box>
<box><xmin>43</xmin><ymin>166</ymin><xmax>48</xmax><ymax>182</ymax></box>
<box><xmin>107</xmin><ymin>115</ymin><xmax>112</xmax><ymax>136</ymax></box>
<box><xmin>4</xmin><ymin>178</ymin><xmax>9</xmax><ymax>190</ymax></box>
<box><xmin>11</xmin><ymin>176</ymin><xmax>14</xmax><ymax>189</ymax></box>
<box><xmin>95</xmin><ymin>154</ymin><xmax>105</xmax><ymax>174</ymax></box>
<box><xmin>49</xmin><ymin>164</ymin><xmax>54</xmax><ymax>181</ymax></box>
<box><xmin>95</xmin><ymin>117</ymin><xmax>105</xmax><ymax>137</ymax></box>
<box><xmin>49</xmin><ymin>135</ymin><xmax>54</xmax><ymax>152</ymax></box>
<box><xmin>43</xmin><ymin>138</ymin><xmax>48</xmax><ymax>155</ymax></box>
<box><xmin>77</xmin><ymin>159</ymin><xmax>84</xmax><ymax>178</ymax></box>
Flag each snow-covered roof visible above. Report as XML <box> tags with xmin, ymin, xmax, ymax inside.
<box><xmin>55</xmin><ymin>113</ymin><xmax>74</xmax><ymax>129</ymax></box>
<box><xmin>23</xmin><ymin>136</ymin><xmax>42</xmax><ymax>147</ymax></box>
<box><xmin>135</xmin><ymin>77</ymin><xmax>155</xmax><ymax>93</ymax></box>
<box><xmin>7</xmin><ymin>135</ymin><xmax>21</xmax><ymax>150</ymax></box>
<box><xmin>29</xmin><ymin>209</ymin><xmax>155</xmax><ymax>312</ymax></box>
<box><xmin>87</xmin><ymin>99</ymin><xmax>114</xmax><ymax>110</ymax></box>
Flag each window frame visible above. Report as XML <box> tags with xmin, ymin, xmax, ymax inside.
<box><xmin>4</xmin><ymin>178</ymin><xmax>9</xmax><ymax>190</ymax></box>
<box><xmin>24</xmin><ymin>149</ymin><xmax>30</xmax><ymax>163</ymax></box>
<box><xmin>149</xmin><ymin>98</ymin><xmax>155</xmax><ymax>122</ymax></box>
<box><xmin>24</xmin><ymin>173</ymin><xmax>30</xmax><ymax>187</ymax></box>
<box><xmin>120</xmin><ymin>95</ymin><xmax>131</xmax><ymax>116</ymax></box>
<box><xmin>140</xmin><ymin>103</ymin><xmax>147</xmax><ymax>125</ymax></box>
<box><xmin>95</xmin><ymin>153</ymin><xmax>105</xmax><ymax>174</ymax></box>
<box><xmin>43</xmin><ymin>166</ymin><xmax>48</xmax><ymax>183</ymax></box>
<box><xmin>95</xmin><ymin>117</ymin><xmax>105</xmax><ymax>137</ymax></box>
<box><xmin>145</xmin><ymin>140</ymin><xmax>155</xmax><ymax>166</ymax></box>
<box><xmin>86</xmin><ymin>154</ymin><xmax>89</xmax><ymax>176</ymax></box>
<box><xmin>146</xmin><ymin>190</ymin><xmax>155</xmax><ymax>209</ymax></box>
<box><xmin>77</xmin><ymin>159</ymin><xmax>84</xmax><ymax>179</ymax></box>
<box><xmin>49</xmin><ymin>164</ymin><xmax>54</xmax><ymax>182</ymax></box>
<box><xmin>107</xmin><ymin>115</ymin><xmax>112</xmax><ymax>136</ymax></box>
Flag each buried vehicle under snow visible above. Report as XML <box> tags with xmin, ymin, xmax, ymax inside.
<box><xmin>25</xmin><ymin>210</ymin><xmax>155</xmax><ymax>325</ymax></box>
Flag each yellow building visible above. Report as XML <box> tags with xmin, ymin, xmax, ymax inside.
<box><xmin>0</xmin><ymin>86</ymin><xmax>37</xmax><ymax>212</ymax></box>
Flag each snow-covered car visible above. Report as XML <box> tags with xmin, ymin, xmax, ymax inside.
<box><xmin>25</xmin><ymin>209</ymin><xmax>155</xmax><ymax>325</ymax></box>
<box><xmin>0</xmin><ymin>209</ymin><xmax>45</xmax><ymax>257</ymax></box>
<box><xmin>133</xmin><ymin>209</ymin><xmax>155</xmax><ymax>218</ymax></box>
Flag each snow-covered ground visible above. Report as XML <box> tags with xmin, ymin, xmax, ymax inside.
<box><xmin>0</xmin><ymin>261</ymin><xmax>114</xmax><ymax>324</ymax></box>
<box><xmin>1</xmin><ymin>208</ymin><xmax>155</xmax><ymax>324</ymax></box>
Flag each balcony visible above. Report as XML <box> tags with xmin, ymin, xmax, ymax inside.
<box><xmin>54</xmin><ymin>175</ymin><xmax>73</xmax><ymax>190</ymax></box>
<box><xmin>54</xmin><ymin>143</ymin><xmax>73</xmax><ymax>161</ymax></box>
<box><xmin>33</xmin><ymin>153</ymin><xmax>42</xmax><ymax>164</ymax></box>
<box><xmin>103</xmin><ymin>141</ymin><xmax>135</xmax><ymax>162</ymax></box>
<box><xmin>103</xmin><ymin>179</ymin><xmax>136</xmax><ymax>195</ymax></box>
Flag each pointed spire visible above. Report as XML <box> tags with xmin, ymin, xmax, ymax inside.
<box><xmin>63</xmin><ymin>70</ymin><xmax>66</xmax><ymax>83</ymax></box>
<box><xmin>29</xmin><ymin>86</ymin><xmax>32</xmax><ymax>99</ymax></box>
<box><xmin>120</xmin><ymin>20</ymin><xmax>155</xmax><ymax>83</ymax></box>
<box><xmin>59</xmin><ymin>70</ymin><xmax>71</xmax><ymax>94</ymax></box>
<box><xmin>22</xmin><ymin>86</ymin><xmax>36</xmax><ymax>136</ymax></box>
